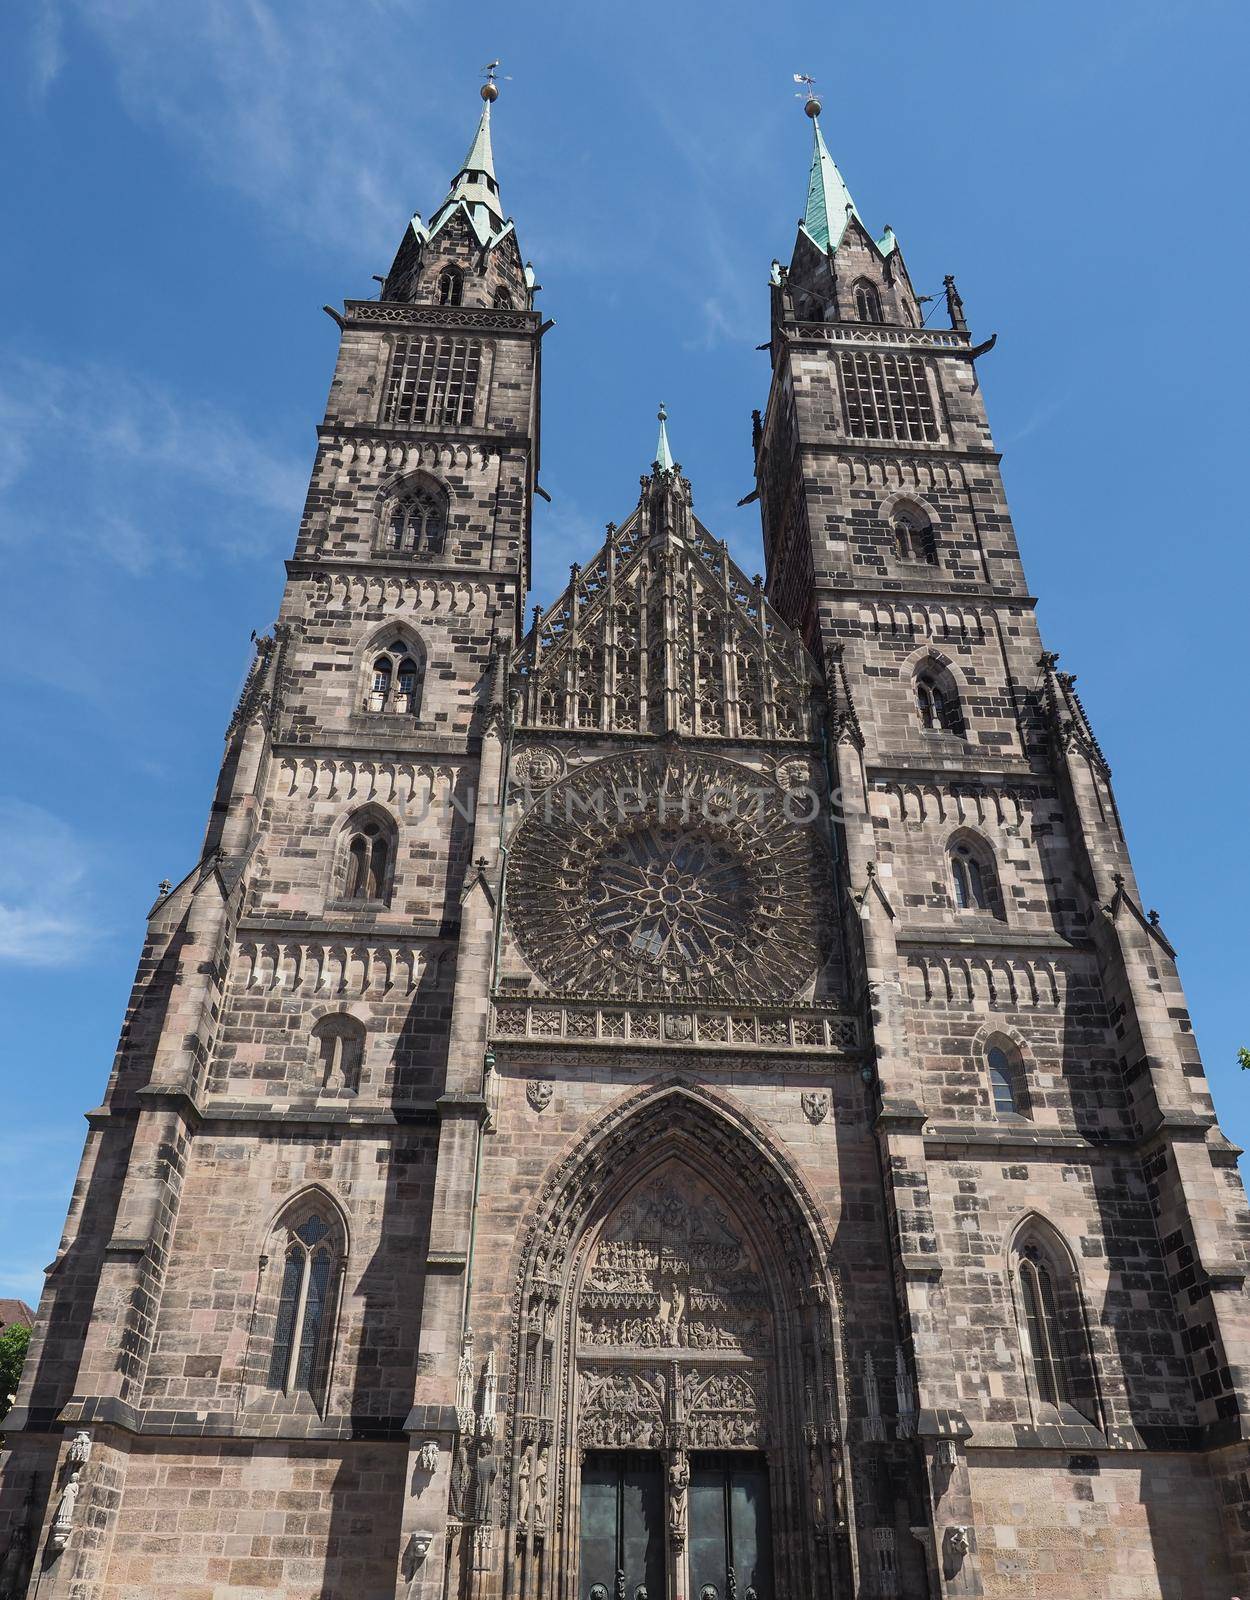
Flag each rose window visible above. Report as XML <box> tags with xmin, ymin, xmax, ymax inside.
<box><xmin>505</xmin><ymin>750</ymin><xmax>829</xmax><ymax>1003</ymax></box>
<box><xmin>588</xmin><ymin>829</ymin><xmax>751</xmax><ymax>973</ymax></box>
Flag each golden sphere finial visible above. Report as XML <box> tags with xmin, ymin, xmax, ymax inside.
<box><xmin>481</xmin><ymin>80</ymin><xmax>498</xmax><ymax>102</ymax></box>
<box><xmin>804</xmin><ymin>94</ymin><xmax>821</xmax><ymax>118</ymax></box>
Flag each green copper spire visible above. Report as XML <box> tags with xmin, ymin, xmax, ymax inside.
<box><xmin>654</xmin><ymin>402</ymin><xmax>675</xmax><ymax>471</ymax></box>
<box><xmin>427</xmin><ymin>86</ymin><xmax>509</xmax><ymax>246</ymax></box>
<box><xmin>802</xmin><ymin>110</ymin><xmax>861</xmax><ymax>253</ymax></box>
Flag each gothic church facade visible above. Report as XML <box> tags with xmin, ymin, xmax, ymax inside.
<box><xmin>3</xmin><ymin>80</ymin><xmax>1249</xmax><ymax>1600</ymax></box>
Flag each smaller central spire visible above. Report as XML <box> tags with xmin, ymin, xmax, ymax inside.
<box><xmin>654</xmin><ymin>402</ymin><xmax>675</xmax><ymax>472</ymax></box>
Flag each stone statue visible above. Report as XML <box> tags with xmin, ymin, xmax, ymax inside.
<box><xmin>517</xmin><ymin>1443</ymin><xmax>533</xmax><ymax>1525</ymax></box>
<box><xmin>942</xmin><ymin>1523</ymin><xmax>971</xmax><ymax>1578</ymax></box>
<box><xmin>49</xmin><ymin>1473</ymin><xmax>81</xmax><ymax>1553</ymax></box>
<box><xmin>473</xmin><ymin>1439</ymin><xmax>497</xmax><ymax>1525</ymax></box>
<box><xmin>533</xmin><ymin>1444</ymin><xmax>549</xmax><ymax>1529</ymax></box>
<box><xmin>668</xmin><ymin>1457</ymin><xmax>689</xmax><ymax>1547</ymax></box>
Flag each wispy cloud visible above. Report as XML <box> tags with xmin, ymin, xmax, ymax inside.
<box><xmin>28</xmin><ymin>0</ymin><xmax>64</xmax><ymax>99</ymax></box>
<box><xmin>36</xmin><ymin>0</ymin><xmax>443</xmax><ymax>260</ymax></box>
<box><xmin>1003</xmin><ymin>391</ymin><xmax>1072</xmax><ymax>446</ymax></box>
<box><xmin>0</xmin><ymin>800</ymin><xmax>100</xmax><ymax>967</ymax></box>
<box><xmin>0</xmin><ymin>354</ymin><xmax>306</xmax><ymax>574</ymax></box>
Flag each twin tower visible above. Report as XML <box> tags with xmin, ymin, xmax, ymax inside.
<box><xmin>3</xmin><ymin>78</ymin><xmax>1250</xmax><ymax>1600</ymax></box>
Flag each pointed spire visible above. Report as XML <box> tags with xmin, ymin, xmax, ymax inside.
<box><xmin>801</xmin><ymin>102</ymin><xmax>861</xmax><ymax>253</ymax></box>
<box><xmin>654</xmin><ymin>402</ymin><xmax>675</xmax><ymax>471</ymax></box>
<box><xmin>427</xmin><ymin>80</ymin><xmax>509</xmax><ymax>246</ymax></box>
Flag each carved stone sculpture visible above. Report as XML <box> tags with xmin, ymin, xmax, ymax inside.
<box><xmin>668</xmin><ymin>1457</ymin><xmax>690</xmax><ymax>1548</ymax></box>
<box><xmin>801</xmin><ymin>1090</ymin><xmax>829</xmax><ymax>1125</ymax></box>
<box><xmin>416</xmin><ymin>1439</ymin><xmax>439</xmax><ymax>1476</ymax></box>
<box><xmin>49</xmin><ymin>1473</ymin><xmax>81</xmax><ymax>1554</ymax></box>
<box><xmin>526</xmin><ymin>1080</ymin><xmax>553</xmax><ymax>1112</ymax></box>
<box><xmin>66</xmin><ymin>1431</ymin><xmax>92</xmax><ymax>1469</ymax></box>
<box><xmin>532</xmin><ymin>1444</ymin><xmax>549</xmax><ymax>1530</ymax></box>
<box><xmin>516</xmin><ymin>1443</ymin><xmax>533</xmax><ymax>1526</ymax></box>
<box><xmin>473</xmin><ymin>1440</ymin><xmax>497</xmax><ymax>1525</ymax></box>
<box><xmin>943</xmin><ymin>1524</ymin><xmax>971</xmax><ymax>1577</ymax></box>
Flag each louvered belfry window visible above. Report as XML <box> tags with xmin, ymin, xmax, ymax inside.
<box><xmin>382</xmin><ymin>335</ymin><xmax>482</xmax><ymax>427</ymax></box>
<box><xmin>839</xmin><ymin>351</ymin><xmax>938</xmax><ymax>442</ymax></box>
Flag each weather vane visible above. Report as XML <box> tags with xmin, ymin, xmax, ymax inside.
<box><xmin>793</xmin><ymin>72</ymin><xmax>822</xmax><ymax>117</ymax></box>
<box><xmin>480</xmin><ymin>60</ymin><xmax>511</xmax><ymax>102</ymax></box>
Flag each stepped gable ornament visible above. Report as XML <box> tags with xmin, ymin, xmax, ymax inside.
<box><xmin>507</xmin><ymin>749</ymin><xmax>830</xmax><ymax>1003</ymax></box>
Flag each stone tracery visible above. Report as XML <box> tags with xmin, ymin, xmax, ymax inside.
<box><xmin>506</xmin><ymin>750</ymin><xmax>830</xmax><ymax>1003</ymax></box>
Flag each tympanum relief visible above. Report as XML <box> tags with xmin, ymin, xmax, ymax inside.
<box><xmin>575</xmin><ymin>1172</ymin><xmax>772</xmax><ymax>1451</ymax></box>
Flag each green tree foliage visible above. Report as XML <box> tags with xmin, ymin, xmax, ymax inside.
<box><xmin>1239</xmin><ymin>1047</ymin><xmax>1250</xmax><ymax>1072</ymax></box>
<box><xmin>0</xmin><ymin>1323</ymin><xmax>31</xmax><ymax>1422</ymax></box>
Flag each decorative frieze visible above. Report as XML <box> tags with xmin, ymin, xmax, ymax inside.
<box><xmin>275</xmin><ymin>755</ymin><xmax>465</xmax><ymax>810</ymax></box>
<box><xmin>309</xmin><ymin>568</ymin><xmax>494</xmax><ymax>616</ymax></box>
<box><xmin>234</xmin><ymin>938</ymin><xmax>447</xmax><ymax>998</ymax></box>
<box><xmin>491</xmin><ymin>997</ymin><xmax>856</xmax><ymax>1053</ymax></box>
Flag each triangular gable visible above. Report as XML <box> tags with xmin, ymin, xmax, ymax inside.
<box><xmin>513</xmin><ymin>476</ymin><xmax>819</xmax><ymax>742</ymax></box>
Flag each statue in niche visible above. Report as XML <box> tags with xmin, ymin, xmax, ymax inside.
<box><xmin>474</xmin><ymin>1439</ymin><xmax>497</xmax><ymax>1525</ymax></box>
<box><xmin>668</xmin><ymin>1457</ymin><xmax>690</xmax><ymax>1547</ymax></box>
<box><xmin>532</xmin><ymin>1444</ymin><xmax>549</xmax><ymax>1529</ymax></box>
<box><xmin>516</xmin><ymin>1443</ymin><xmax>533</xmax><ymax>1526</ymax></box>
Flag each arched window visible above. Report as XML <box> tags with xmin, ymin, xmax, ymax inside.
<box><xmin>915</xmin><ymin>666</ymin><xmax>962</xmax><ymax>735</ymax></box>
<box><xmin>854</xmin><ymin>280</ymin><xmax>883</xmax><ymax>324</ymax></box>
<box><xmin>986</xmin><ymin>1038</ymin><xmax>1027</xmax><ymax>1116</ymax></box>
<box><xmin>493</xmin><ymin>287</ymin><xmax>513</xmax><ymax>309</ymax></box>
<box><xmin>949</xmin><ymin>834</ymin><xmax>1002</xmax><ymax>917</ymax></box>
<box><xmin>383</xmin><ymin>481</ymin><xmax>447</xmax><ymax>555</ymax></box>
<box><xmin>365</xmin><ymin>636</ymin><xmax>424</xmax><ymax>717</ymax></box>
<box><xmin>312</xmin><ymin>1015</ymin><xmax>365</xmax><ymax>1095</ymax></box>
<box><xmin>892</xmin><ymin>511</ymin><xmax>936</xmax><ymax>564</ymax></box>
<box><xmin>343</xmin><ymin>813</ymin><xmax>394</xmax><ymax>903</ymax></box>
<box><xmin>437</xmin><ymin>265</ymin><xmax>463</xmax><ymax>306</ymax></box>
<box><xmin>267</xmin><ymin>1209</ymin><xmax>342</xmax><ymax>1404</ymax></box>
<box><xmin>1011</xmin><ymin>1225</ymin><xmax>1099</xmax><ymax>1424</ymax></box>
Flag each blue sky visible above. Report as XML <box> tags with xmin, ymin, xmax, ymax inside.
<box><xmin>2</xmin><ymin>0</ymin><xmax>1247</xmax><ymax>1306</ymax></box>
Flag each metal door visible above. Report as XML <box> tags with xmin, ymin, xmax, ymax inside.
<box><xmin>579</xmin><ymin>1450</ymin><xmax>665</xmax><ymax>1600</ymax></box>
<box><xmin>688</xmin><ymin>1453</ymin><xmax>773</xmax><ymax>1600</ymax></box>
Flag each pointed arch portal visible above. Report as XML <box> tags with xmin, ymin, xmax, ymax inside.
<box><xmin>503</xmin><ymin>1089</ymin><xmax>853</xmax><ymax>1600</ymax></box>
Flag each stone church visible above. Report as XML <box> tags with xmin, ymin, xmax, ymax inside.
<box><xmin>3</xmin><ymin>75</ymin><xmax>1249</xmax><ymax>1600</ymax></box>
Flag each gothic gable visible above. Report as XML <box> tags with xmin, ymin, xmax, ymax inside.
<box><xmin>512</xmin><ymin>465</ymin><xmax>819</xmax><ymax>742</ymax></box>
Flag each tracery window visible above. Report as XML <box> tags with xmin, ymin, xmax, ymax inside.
<box><xmin>915</xmin><ymin>668</ymin><xmax>962</xmax><ymax>734</ymax></box>
<box><xmin>366</xmin><ymin>638</ymin><xmax>423</xmax><ymax>716</ymax></box>
<box><xmin>382</xmin><ymin>335</ymin><xmax>481</xmax><ymax>426</ymax></box>
<box><xmin>950</xmin><ymin>839</ymin><xmax>998</xmax><ymax>914</ymax></box>
<box><xmin>267</xmin><ymin>1211</ymin><xmax>341</xmax><ymax>1405</ymax></box>
<box><xmin>893</xmin><ymin>510</ymin><xmax>936</xmax><ymax>564</ymax></box>
<box><xmin>493</xmin><ymin>287</ymin><xmax>513</xmax><ymax>309</ymax></box>
<box><xmin>1012</xmin><ymin>1226</ymin><xmax>1099</xmax><ymax>1424</ymax></box>
<box><xmin>987</xmin><ymin>1039</ymin><xmax>1026</xmax><ymax>1116</ymax></box>
<box><xmin>437</xmin><ymin>265</ymin><xmax>463</xmax><ymax>305</ymax></box>
<box><xmin>312</xmin><ymin>1015</ymin><xmax>365</xmax><ymax>1095</ymax></box>
<box><xmin>383</xmin><ymin>482</ymin><xmax>447</xmax><ymax>555</ymax></box>
<box><xmin>854</xmin><ymin>280</ymin><xmax>883</xmax><ymax>323</ymax></box>
<box><xmin>343</xmin><ymin>813</ymin><xmax>394</xmax><ymax>903</ymax></box>
<box><xmin>839</xmin><ymin>351</ymin><xmax>938</xmax><ymax>442</ymax></box>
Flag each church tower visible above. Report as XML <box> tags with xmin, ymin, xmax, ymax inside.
<box><xmin>750</xmin><ymin>83</ymin><xmax>1250</xmax><ymax>1597</ymax></box>
<box><xmin>3</xmin><ymin>73</ymin><xmax>1250</xmax><ymax>1600</ymax></box>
